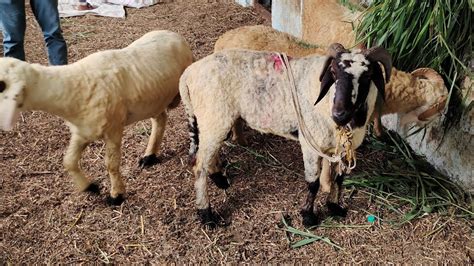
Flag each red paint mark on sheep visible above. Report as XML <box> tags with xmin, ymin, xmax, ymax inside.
<box><xmin>271</xmin><ymin>53</ymin><xmax>292</xmax><ymax>73</ymax></box>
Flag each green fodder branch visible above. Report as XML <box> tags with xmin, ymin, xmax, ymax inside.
<box><xmin>346</xmin><ymin>131</ymin><xmax>473</xmax><ymax>225</ymax></box>
<box><xmin>355</xmin><ymin>0</ymin><xmax>472</xmax><ymax>129</ymax></box>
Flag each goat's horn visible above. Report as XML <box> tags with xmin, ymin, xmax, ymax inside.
<box><xmin>327</xmin><ymin>43</ymin><xmax>347</xmax><ymax>57</ymax></box>
<box><xmin>364</xmin><ymin>47</ymin><xmax>392</xmax><ymax>83</ymax></box>
<box><xmin>417</xmin><ymin>95</ymin><xmax>448</xmax><ymax>121</ymax></box>
<box><xmin>411</xmin><ymin>68</ymin><xmax>444</xmax><ymax>85</ymax></box>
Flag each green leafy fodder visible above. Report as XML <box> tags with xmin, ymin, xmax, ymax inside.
<box><xmin>346</xmin><ymin>131</ymin><xmax>473</xmax><ymax>225</ymax></box>
<box><xmin>281</xmin><ymin>216</ymin><xmax>344</xmax><ymax>249</ymax></box>
<box><xmin>355</xmin><ymin>0</ymin><xmax>473</xmax><ymax>128</ymax></box>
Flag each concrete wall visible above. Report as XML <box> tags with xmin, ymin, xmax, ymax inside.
<box><xmin>271</xmin><ymin>0</ymin><xmax>303</xmax><ymax>39</ymax></box>
<box><xmin>382</xmin><ymin>107</ymin><xmax>473</xmax><ymax>191</ymax></box>
<box><xmin>235</xmin><ymin>0</ymin><xmax>359</xmax><ymax>47</ymax></box>
<box><xmin>271</xmin><ymin>0</ymin><xmax>359</xmax><ymax>47</ymax></box>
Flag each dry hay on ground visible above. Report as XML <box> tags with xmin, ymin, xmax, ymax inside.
<box><xmin>0</xmin><ymin>2</ymin><xmax>472</xmax><ymax>264</ymax></box>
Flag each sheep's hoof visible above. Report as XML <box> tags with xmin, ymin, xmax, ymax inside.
<box><xmin>106</xmin><ymin>194</ymin><xmax>125</xmax><ymax>206</ymax></box>
<box><xmin>197</xmin><ymin>207</ymin><xmax>219</xmax><ymax>229</ymax></box>
<box><xmin>209</xmin><ymin>172</ymin><xmax>230</xmax><ymax>190</ymax></box>
<box><xmin>139</xmin><ymin>154</ymin><xmax>160</xmax><ymax>168</ymax></box>
<box><xmin>327</xmin><ymin>202</ymin><xmax>348</xmax><ymax>217</ymax></box>
<box><xmin>84</xmin><ymin>183</ymin><xmax>100</xmax><ymax>194</ymax></box>
<box><xmin>300</xmin><ymin>210</ymin><xmax>319</xmax><ymax>228</ymax></box>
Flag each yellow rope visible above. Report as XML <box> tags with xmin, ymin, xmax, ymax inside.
<box><xmin>335</xmin><ymin>125</ymin><xmax>357</xmax><ymax>175</ymax></box>
<box><xmin>279</xmin><ymin>52</ymin><xmax>356</xmax><ymax>174</ymax></box>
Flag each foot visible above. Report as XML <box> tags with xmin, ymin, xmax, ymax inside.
<box><xmin>106</xmin><ymin>194</ymin><xmax>125</xmax><ymax>206</ymax></box>
<box><xmin>209</xmin><ymin>172</ymin><xmax>230</xmax><ymax>190</ymax></box>
<box><xmin>84</xmin><ymin>183</ymin><xmax>100</xmax><ymax>194</ymax></box>
<box><xmin>300</xmin><ymin>210</ymin><xmax>318</xmax><ymax>227</ymax></box>
<box><xmin>327</xmin><ymin>202</ymin><xmax>348</xmax><ymax>217</ymax></box>
<box><xmin>139</xmin><ymin>154</ymin><xmax>160</xmax><ymax>168</ymax></box>
<box><xmin>197</xmin><ymin>207</ymin><xmax>220</xmax><ymax>229</ymax></box>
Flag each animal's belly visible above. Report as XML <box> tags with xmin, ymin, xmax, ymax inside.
<box><xmin>243</xmin><ymin>110</ymin><xmax>299</xmax><ymax>140</ymax></box>
<box><xmin>125</xmin><ymin>104</ymin><xmax>168</xmax><ymax>125</ymax></box>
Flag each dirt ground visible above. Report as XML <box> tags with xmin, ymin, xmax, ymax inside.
<box><xmin>0</xmin><ymin>2</ymin><xmax>472</xmax><ymax>264</ymax></box>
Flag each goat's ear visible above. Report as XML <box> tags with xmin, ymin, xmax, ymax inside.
<box><xmin>315</xmin><ymin>57</ymin><xmax>335</xmax><ymax>105</ymax></box>
<box><xmin>371</xmin><ymin>62</ymin><xmax>385</xmax><ymax>101</ymax></box>
<box><xmin>319</xmin><ymin>56</ymin><xmax>333</xmax><ymax>82</ymax></box>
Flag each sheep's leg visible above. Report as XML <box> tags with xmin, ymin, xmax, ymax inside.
<box><xmin>373</xmin><ymin>111</ymin><xmax>384</xmax><ymax>137</ymax></box>
<box><xmin>326</xmin><ymin>164</ymin><xmax>347</xmax><ymax>217</ymax></box>
<box><xmin>104</xmin><ymin>131</ymin><xmax>126</xmax><ymax>205</ymax></box>
<box><xmin>64</xmin><ymin>134</ymin><xmax>98</xmax><ymax>193</ymax></box>
<box><xmin>373</xmin><ymin>93</ymin><xmax>384</xmax><ymax>137</ymax></box>
<box><xmin>319</xmin><ymin>158</ymin><xmax>331</xmax><ymax>193</ymax></box>
<box><xmin>300</xmin><ymin>145</ymin><xmax>322</xmax><ymax>227</ymax></box>
<box><xmin>139</xmin><ymin>112</ymin><xmax>167</xmax><ymax>167</ymax></box>
<box><xmin>194</xmin><ymin>129</ymin><xmax>230</xmax><ymax>228</ymax></box>
<box><xmin>208</xmin><ymin>152</ymin><xmax>230</xmax><ymax>190</ymax></box>
<box><xmin>301</xmin><ymin>179</ymin><xmax>320</xmax><ymax>227</ymax></box>
<box><xmin>231</xmin><ymin>118</ymin><xmax>248</xmax><ymax>146</ymax></box>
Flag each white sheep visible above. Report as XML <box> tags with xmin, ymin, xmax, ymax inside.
<box><xmin>179</xmin><ymin>44</ymin><xmax>392</xmax><ymax>227</ymax></box>
<box><xmin>215</xmin><ymin>25</ymin><xmax>447</xmax><ymax>139</ymax></box>
<box><xmin>0</xmin><ymin>30</ymin><xmax>193</xmax><ymax>204</ymax></box>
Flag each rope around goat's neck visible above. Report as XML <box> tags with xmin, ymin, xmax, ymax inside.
<box><xmin>278</xmin><ymin>53</ymin><xmax>356</xmax><ymax>174</ymax></box>
<box><xmin>335</xmin><ymin>125</ymin><xmax>357</xmax><ymax>174</ymax></box>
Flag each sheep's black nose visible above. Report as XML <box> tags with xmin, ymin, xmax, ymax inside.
<box><xmin>332</xmin><ymin>110</ymin><xmax>351</xmax><ymax>126</ymax></box>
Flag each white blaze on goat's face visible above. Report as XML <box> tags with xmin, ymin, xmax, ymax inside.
<box><xmin>0</xmin><ymin>59</ymin><xmax>27</xmax><ymax>131</ymax></box>
<box><xmin>339</xmin><ymin>51</ymin><xmax>369</xmax><ymax>104</ymax></box>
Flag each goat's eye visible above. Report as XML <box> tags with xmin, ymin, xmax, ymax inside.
<box><xmin>0</xmin><ymin>81</ymin><xmax>5</xmax><ymax>93</ymax></box>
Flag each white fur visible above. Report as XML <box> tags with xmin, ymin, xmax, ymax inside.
<box><xmin>179</xmin><ymin>49</ymin><xmax>378</xmax><ymax>214</ymax></box>
<box><xmin>214</xmin><ymin>25</ymin><xmax>447</xmax><ymax>138</ymax></box>
<box><xmin>0</xmin><ymin>30</ymin><xmax>193</xmax><ymax>199</ymax></box>
<box><xmin>213</xmin><ymin>25</ymin><xmax>447</xmax><ymax>192</ymax></box>
<box><xmin>340</xmin><ymin>51</ymin><xmax>369</xmax><ymax>104</ymax></box>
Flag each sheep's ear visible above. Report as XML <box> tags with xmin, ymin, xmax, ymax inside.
<box><xmin>371</xmin><ymin>62</ymin><xmax>385</xmax><ymax>102</ymax></box>
<box><xmin>315</xmin><ymin>57</ymin><xmax>335</xmax><ymax>105</ymax></box>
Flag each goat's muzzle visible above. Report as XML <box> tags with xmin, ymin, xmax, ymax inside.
<box><xmin>332</xmin><ymin>103</ymin><xmax>353</xmax><ymax>126</ymax></box>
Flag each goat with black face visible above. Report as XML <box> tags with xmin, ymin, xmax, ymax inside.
<box><xmin>179</xmin><ymin>43</ymin><xmax>391</xmax><ymax>228</ymax></box>
<box><xmin>316</xmin><ymin>43</ymin><xmax>391</xmax><ymax>128</ymax></box>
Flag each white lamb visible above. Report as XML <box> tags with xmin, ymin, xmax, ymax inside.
<box><xmin>180</xmin><ymin>43</ymin><xmax>392</xmax><ymax>227</ymax></box>
<box><xmin>0</xmin><ymin>30</ymin><xmax>193</xmax><ymax>204</ymax></box>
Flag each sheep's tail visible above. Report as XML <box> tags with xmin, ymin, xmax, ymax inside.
<box><xmin>179</xmin><ymin>75</ymin><xmax>199</xmax><ymax>166</ymax></box>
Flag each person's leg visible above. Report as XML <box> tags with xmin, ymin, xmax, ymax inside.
<box><xmin>30</xmin><ymin>0</ymin><xmax>68</xmax><ymax>65</ymax></box>
<box><xmin>0</xmin><ymin>2</ymin><xmax>26</xmax><ymax>60</ymax></box>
